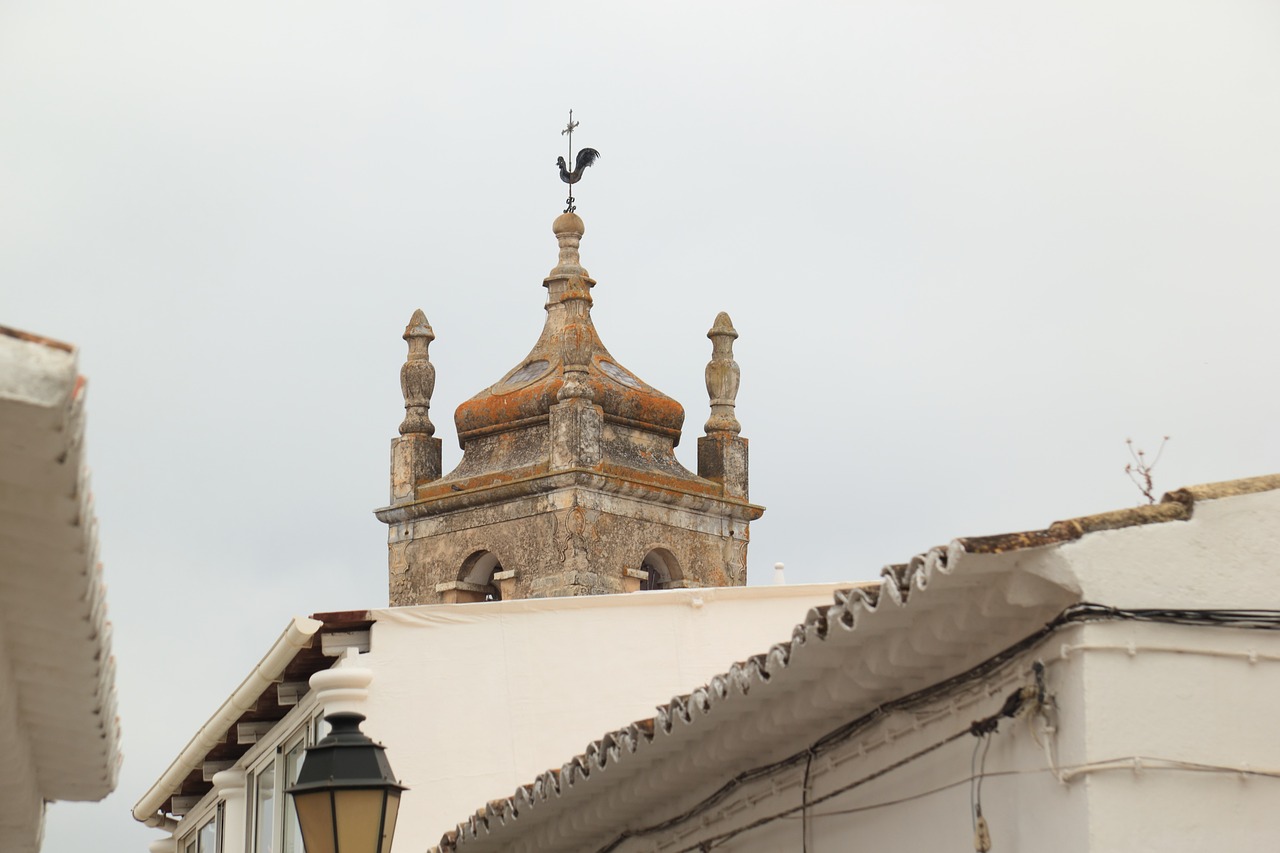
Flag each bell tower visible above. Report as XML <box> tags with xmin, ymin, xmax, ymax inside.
<box><xmin>375</xmin><ymin>211</ymin><xmax>764</xmax><ymax>605</ymax></box>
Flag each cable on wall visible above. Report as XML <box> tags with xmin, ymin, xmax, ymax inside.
<box><xmin>594</xmin><ymin>607</ymin><xmax>1280</xmax><ymax>853</ymax></box>
<box><xmin>796</xmin><ymin>758</ymin><xmax>1280</xmax><ymax>821</ymax></box>
<box><xmin>675</xmin><ymin>683</ymin><xmax>1040</xmax><ymax>852</ymax></box>
<box><xmin>800</xmin><ymin>749</ymin><xmax>814</xmax><ymax>853</ymax></box>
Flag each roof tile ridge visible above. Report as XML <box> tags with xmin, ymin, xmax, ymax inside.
<box><xmin>1163</xmin><ymin>472</ymin><xmax>1280</xmax><ymax>505</ymax></box>
<box><xmin>959</xmin><ymin>473</ymin><xmax>1279</xmax><ymax>556</ymax></box>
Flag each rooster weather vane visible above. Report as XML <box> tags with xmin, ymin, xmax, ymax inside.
<box><xmin>557</xmin><ymin>110</ymin><xmax>600</xmax><ymax>213</ymax></box>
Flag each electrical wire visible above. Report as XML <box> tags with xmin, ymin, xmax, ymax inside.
<box><xmin>674</xmin><ymin>752</ymin><xmax>1280</xmax><ymax>853</ymax></box>
<box><xmin>801</xmin><ymin>751</ymin><xmax>813</xmax><ymax>853</ymax></box>
<box><xmin>684</xmin><ymin>727</ymin><xmax>974</xmax><ymax>851</ymax></box>
<box><xmin>672</xmin><ymin>686</ymin><xmax>1036</xmax><ymax>852</ymax></box>
<box><xmin>791</xmin><ymin>758</ymin><xmax>1280</xmax><ymax>822</ymax></box>
<box><xmin>594</xmin><ymin>607</ymin><xmax>1280</xmax><ymax>853</ymax></box>
<box><xmin>969</xmin><ymin>731</ymin><xmax>994</xmax><ymax>852</ymax></box>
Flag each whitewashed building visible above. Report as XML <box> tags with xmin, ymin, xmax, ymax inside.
<box><xmin>0</xmin><ymin>326</ymin><xmax>121</xmax><ymax>852</ymax></box>
<box><xmin>430</xmin><ymin>476</ymin><xmax>1280</xmax><ymax>853</ymax></box>
<box><xmin>135</xmin><ymin>475</ymin><xmax>1280</xmax><ymax>853</ymax></box>
<box><xmin>130</xmin><ymin>583</ymin><xmax>855</xmax><ymax>852</ymax></box>
<box><xmin>133</xmin><ymin>211</ymin><xmax>1280</xmax><ymax>853</ymax></box>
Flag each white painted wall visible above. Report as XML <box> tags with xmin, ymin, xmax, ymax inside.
<box><xmin>636</xmin><ymin>636</ymin><xmax>1085</xmax><ymax>853</ymax></box>
<box><xmin>1079</xmin><ymin>620</ymin><xmax>1280</xmax><ymax>853</ymax></box>
<box><xmin>588</xmin><ymin>483</ymin><xmax>1280</xmax><ymax>853</ymax></box>
<box><xmin>356</xmin><ymin>583</ymin><xmax>855</xmax><ymax>850</ymax></box>
<box><xmin>1061</xmin><ymin>488</ymin><xmax>1280</xmax><ymax>609</ymax></box>
<box><xmin>641</xmin><ymin>618</ymin><xmax>1280</xmax><ymax>853</ymax></box>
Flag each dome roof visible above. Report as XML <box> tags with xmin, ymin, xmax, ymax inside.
<box><xmin>454</xmin><ymin>213</ymin><xmax>684</xmax><ymax>443</ymax></box>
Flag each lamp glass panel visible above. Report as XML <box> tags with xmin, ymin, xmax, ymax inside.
<box><xmin>378</xmin><ymin>793</ymin><xmax>401</xmax><ymax>853</ymax></box>
<box><xmin>293</xmin><ymin>791</ymin><xmax>337</xmax><ymax>853</ymax></box>
<box><xmin>333</xmin><ymin>789</ymin><xmax>385</xmax><ymax>853</ymax></box>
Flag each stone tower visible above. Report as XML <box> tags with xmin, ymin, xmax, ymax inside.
<box><xmin>375</xmin><ymin>211</ymin><xmax>764</xmax><ymax>605</ymax></box>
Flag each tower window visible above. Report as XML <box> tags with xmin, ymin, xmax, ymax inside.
<box><xmin>637</xmin><ymin>549</ymin><xmax>680</xmax><ymax>591</ymax></box>
<box><xmin>460</xmin><ymin>551</ymin><xmax>504</xmax><ymax>601</ymax></box>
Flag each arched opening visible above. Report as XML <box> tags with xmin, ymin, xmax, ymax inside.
<box><xmin>460</xmin><ymin>550</ymin><xmax>504</xmax><ymax>601</ymax></box>
<box><xmin>638</xmin><ymin>548</ymin><xmax>680</xmax><ymax>591</ymax></box>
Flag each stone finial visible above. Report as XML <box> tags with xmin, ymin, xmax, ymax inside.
<box><xmin>550</xmin><ymin>212</ymin><xmax>587</xmax><ymax>277</ymax></box>
<box><xmin>399</xmin><ymin>309</ymin><xmax>436</xmax><ymax>436</ymax></box>
<box><xmin>556</xmin><ymin>269</ymin><xmax>596</xmax><ymax>403</ymax></box>
<box><xmin>703</xmin><ymin>312</ymin><xmax>741</xmax><ymax>435</ymax></box>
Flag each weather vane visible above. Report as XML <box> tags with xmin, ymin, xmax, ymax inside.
<box><xmin>557</xmin><ymin>109</ymin><xmax>600</xmax><ymax>213</ymax></box>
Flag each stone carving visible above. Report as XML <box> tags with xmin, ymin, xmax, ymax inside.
<box><xmin>554</xmin><ymin>504</ymin><xmax>598</xmax><ymax>563</ymax></box>
<box><xmin>720</xmin><ymin>531</ymin><xmax>748</xmax><ymax>585</ymax></box>
<box><xmin>558</xmin><ymin>319</ymin><xmax>594</xmax><ymax>402</ymax></box>
<box><xmin>399</xmin><ymin>309</ymin><xmax>436</xmax><ymax>436</ymax></box>
<box><xmin>703</xmin><ymin>312</ymin><xmax>741</xmax><ymax>435</ymax></box>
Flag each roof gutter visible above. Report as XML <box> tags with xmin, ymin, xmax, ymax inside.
<box><xmin>131</xmin><ymin>616</ymin><xmax>324</xmax><ymax>823</ymax></box>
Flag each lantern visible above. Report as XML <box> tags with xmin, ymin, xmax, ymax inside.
<box><xmin>286</xmin><ymin>713</ymin><xmax>406</xmax><ymax>853</ymax></box>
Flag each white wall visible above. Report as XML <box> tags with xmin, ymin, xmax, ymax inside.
<box><xmin>645</xmin><ymin>637</ymin><xmax>1089</xmax><ymax>853</ymax></box>
<box><xmin>625</xmin><ymin>617</ymin><xmax>1280</xmax><ymax>853</ymax></box>
<box><xmin>1063</xmin><ymin>488</ymin><xmax>1280</xmax><ymax>609</ymax></box>
<box><xmin>357</xmin><ymin>583</ymin><xmax>853</xmax><ymax>850</ymax></box>
<box><xmin>1079</xmin><ymin>620</ymin><xmax>1280</xmax><ymax>853</ymax></box>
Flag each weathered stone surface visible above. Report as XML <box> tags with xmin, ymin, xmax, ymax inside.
<box><xmin>550</xmin><ymin>399</ymin><xmax>603</xmax><ymax>470</ymax></box>
<box><xmin>382</xmin><ymin>480</ymin><xmax>755</xmax><ymax>605</ymax></box>
<box><xmin>697</xmin><ymin>434</ymin><xmax>749</xmax><ymax>501</ymax></box>
<box><xmin>376</xmin><ymin>213</ymin><xmax>765</xmax><ymax>605</ymax></box>
<box><xmin>399</xmin><ymin>309</ymin><xmax>437</xmax><ymax>437</ymax></box>
<box><xmin>390</xmin><ymin>434</ymin><xmax>443</xmax><ymax>504</ymax></box>
<box><xmin>390</xmin><ymin>309</ymin><xmax>443</xmax><ymax>504</ymax></box>
<box><xmin>702</xmin><ymin>312</ymin><xmax>741</xmax><ymax>435</ymax></box>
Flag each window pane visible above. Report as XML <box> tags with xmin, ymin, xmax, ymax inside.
<box><xmin>282</xmin><ymin>739</ymin><xmax>306</xmax><ymax>853</ymax></box>
<box><xmin>198</xmin><ymin>815</ymin><xmax>217</xmax><ymax>853</ymax></box>
<box><xmin>255</xmin><ymin>763</ymin><xmax>276</xmax><ymax>853</ymax></box>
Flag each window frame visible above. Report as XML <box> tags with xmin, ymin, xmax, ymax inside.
<box><xmin>177</xmin><ymin>799</ymin><xmax>221</xmax><ymax>853</ymax></box>
<box><xmin>243</xmin><ymin>696</ymin><xmax>327</xmax><ymax>853</ymax></box>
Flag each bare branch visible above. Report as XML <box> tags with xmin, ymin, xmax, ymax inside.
<box><xmin>1123</xmin><ymin>436</ymin><xmax>1170</xmax><ymax>505</ymax></box>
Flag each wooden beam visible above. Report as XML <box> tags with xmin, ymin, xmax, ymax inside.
<box><xmin>276</xmin><ymin>681</ymin><xmax>310</xmax><ymax>707</ymax></box>
<box><xmin>170</xmin><ymin>796</ymin><xmax>202</xmax><ymax>816</ymax></box>
<box><xmin>236</xmin><ymin>721</ymin><xmax>277</xmax><ymax>744</ymax></box>
<box><xmin>320</xmin><ymin>630</ymin><xmax>370</xmax><ymax>657</ymax></box>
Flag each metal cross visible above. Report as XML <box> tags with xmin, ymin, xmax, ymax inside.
<box><xmin>561</xmin><ymin>109</ymin><xmax>580</xmax><ymax>212</ymax></box>
<box><xmin>561</xmin><ymin>109</ymin><xmax>579</xmax><ymax>166</ymax></box>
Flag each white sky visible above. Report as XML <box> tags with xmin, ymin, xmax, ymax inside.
<box><xmin>3</xmin><ymin>1</ymin><xmax>1278</xmax><ymax>849</ymax></box>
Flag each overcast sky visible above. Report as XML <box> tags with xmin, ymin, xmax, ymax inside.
<box><xmin>4</xmin><ymin>1</ymin><xmax>1279</xmax><ymax>849</ymax></box>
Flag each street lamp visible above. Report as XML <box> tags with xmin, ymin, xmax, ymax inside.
<box><xmin>286</xmin><ymin>712</ymin><xmax>407</xmax><ymax>853</ymax></box>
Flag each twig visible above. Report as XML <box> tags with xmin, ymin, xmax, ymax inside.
<box><xmin>1124</xmin><ymin>436</ymin><xmax>1170</xmax><ymax>505</ymax></box>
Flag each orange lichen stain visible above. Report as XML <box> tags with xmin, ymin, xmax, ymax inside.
<box><xmin>455</xmin><ymin>378</ymin><xmax>563</xmax><ymax>436</ymax></box>
<box><xmin>454</xmin><ymin>363</ymin><xmax>685</xmax><ymax>440</ymax></box>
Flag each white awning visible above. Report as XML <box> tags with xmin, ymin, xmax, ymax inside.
<box><xmin>0</xmin><ymin>327</ymin><xmax>122</xmax><ymax>850</ymax></box>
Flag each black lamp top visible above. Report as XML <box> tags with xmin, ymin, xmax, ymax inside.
<box><xmin>286</xmin><ymin>713</ymin><xmax>407</xmax><ymax>795</ymax></box>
